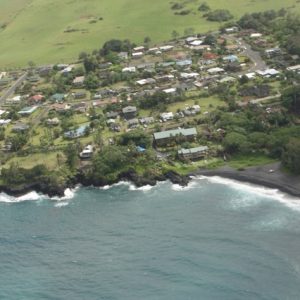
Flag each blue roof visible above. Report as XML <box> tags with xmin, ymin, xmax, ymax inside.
<box><xmin>136</xmin><ymin>146</ymin><xmax>146</xmax><ymax>152</ymax></box>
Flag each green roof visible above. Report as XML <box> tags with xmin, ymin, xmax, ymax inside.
<box><xmin>178</xmin><ymin>146</ymin><xmax>208</xmax><ymax>155</ymax></box>
<box><xmin>154</xmin><ymin>128</ymin><xmax>197</xmax><ymax>140</ymax></box>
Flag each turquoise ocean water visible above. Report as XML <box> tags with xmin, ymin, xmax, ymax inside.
<box><xmin>0</xmin><ymin>176</ymin><xmax>300</xmax><ymax>299</ymax></box>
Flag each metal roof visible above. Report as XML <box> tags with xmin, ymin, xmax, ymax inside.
<box><xmin>154</xmin><ymin>128</ymin><xmax>197</xmax><ymax>140</ymax></box>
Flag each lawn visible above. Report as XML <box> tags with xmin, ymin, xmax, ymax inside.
<box><xmin>228</xmin><ymin>154</ymin><xmax>278</xmax><ymax>169</ymax></box>
<box><xmin>4</xmin><ymin>151</ymin><xmax>64</xmax><ymax>170</ymax></box>
<box><xmin>0</xmin><ymin>0</ymin><xmax>299</xmax><ymax>67</ymax></box>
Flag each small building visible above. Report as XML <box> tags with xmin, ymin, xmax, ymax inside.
<box><xmin>180</xmin><ymin>72</ymin><xmax>199</xmax><ymax>80</ymax></box>
<box><xmin>127</xmin><ymin>118</ymin><xmax>139</xmax><ymax>128</ymax></box>
<box><xmin>133</xmin><ymin>46</ymin><xmax>145</xmax><ymax>52</ymax></box>
<box><xmin>178</xmin><ymin>146</ymin><xmax>208</xmax><ymax>160</ymax></box>
<box><xmin>136</xmin><ymin>78</ymin><xmax>156</xmax><ymax>86</ymax></box>
<box><xmin>163</xmin><ymin>87</ymin><xmax>177</xmax><ymax>95</ymax></box>
<box><xmin>223</xmin><ymin>55</ymin><xmax>239</xmax><ymax>63</ymax></box>
<box><xmin>160</xmin><ymin>112</ymin><xmax>174</xmax><ymax>122</ymax></box>
<box><xmin>106</xmin><ymin>111</ymin><xmax>119</xmax><ymax>119</ymax></box>
<box><xmin>132</xmin><ymin>52</ymin><xmax>144</xmax><ymax>59</ymax></box>
<box><xmin>256</xmin><ymin>69</ymin><xmax>280</xmax><ymax>77</ymax></box>
<box><xmin>139</xmin><ymin>116</ymin><xmax>155</xmax><ymax>125</ymax></box>
<box><xmin>73</xmin><ymin>76</ymin><xmax>85</xmax><ymax>87</ymax></box>
<box><xmin>159</xmin><ymin>45</ymin><xmax>174</xmax><ymax>52</ymax></box>
<box><xmin>18</xmin><ymin>106</ymin><xmax>38</xmax><ymax>115</ymax></box>
<box><xmin>122</xmin><ymin>106</ymin><xmax>137</xmax><ymax>119</ymax></box>
<box><xmin>265</xmin><ymin>48</ymin><xmax>281</xmax><ymax>58</ymax></box>
<box><xmin>47</xmin><ymin>118</ymin><xmax>60</xmax><ymax>126</ymax></box>
<box><xmin>154</xmin><ymin>127</ymin><xmax>197</xmax><ymax>146</ymax></box>
<box><xmin>29</xmin><ymin>94</ymin><xmax>44</xmax><ymax>104</ymax></box>
<box><xmin>250</xmin><ymin>33</ymin><xmax>262</xmax><ymax>38</ymax></box>
<box><xmin>51</xmin><ymin>103</ymin><xmax>71</xmax><ymax>113</ymax></box>
<box><xmin>50</xmin><ymin>93</ymin><xmax>65</xmax><ymax>103</ymax></box>
<box><xmin>225</xmin><ymin>26</ymin><xmax>238</xmax><ymax>34</ymax></box>
<box><xmin>72</xmin><ymin>102</ymin><xmax>88</xmax><ymax>113</ymax></box>
<box><xmin>80</xmin><ymin>145</ymin><xmax>93</xmax><ymax>159</ymax></box>
<box><xmin>287</xmin><ymin>65</ymin><xmax>300</xmax><ymax>73</ymax></box>
<box><xmin>176</xmin><ymin>59</ymin><xmax>192</xmax><ymax>67</ymax></box>
<box><xmin>64</xmin><ymin>125</ymin><xmax>89</xmax><ymax>139</ymax></box>
<box><xmin>122</xmin><ymin>66</ymin><xmax>136</xmax><ymax>73</ymax></box>
<box><xmin>12</xmin><ymin>123</ymin><xmax>30</xmax><ymax>132</ymax></box>
<box><xmin>73</xmin><ymin>92</ymin><xmax>87</xmax><ymax>99</ymax></box>
<box><xmin>207</xmin><ymin>67</ymin><xmax>225</xmax><ymax>75</ymax></box>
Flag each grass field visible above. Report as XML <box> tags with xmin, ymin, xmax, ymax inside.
<box><xmin>0</xmin><ymin>0</ymin><xmax>299</xmax><ymax>67</ymax></box>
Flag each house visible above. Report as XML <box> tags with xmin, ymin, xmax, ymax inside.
<box><xmin>176</xmin><ymin>59</ymin><xmax>192</xmax><ymax>67</ymax></box>
<box><xmin>219</xmin><ymin>76</ymin><xmax>236</xmax><ymax>83</ymax></box>
<box><xmin>160</xmin><ymin>112</ymin><xmax>174</xmax><ymax>122</ymax></box>
<box><xmin>72</xmin><ymin>102</ymin><xmax>88</xmax><ymax>113</ymax></box>
<box><xmin>265</xmin><ymin>48</ymin><xmax>281</xmax><ymax>58</ymax></box>
<box><xmin>256</xmin><ymin>69</ymin><xmax>280</xmax><ymax>77</ymax></box>
<box><xmin>29</xmin><ymin>94</ymin><xmax>44</xmax><ymax>104</ymax></box>
<box><xmin>189</xmin><ymin>40</ymin><xmax>203</xmax><ymax>46</ymax></box>
<box><xmin>153</xmin><ymin>127</ymin><xmax>197</xmax><ymax>146</ymax></box>
<box><xmin>183</xmin><ymin>105</ymin><xmax>201</xmax><ymax>116</ymax></box>
<box><xmin>140</xmin><ymin>117</ymin><xmax>155</xmax><ymax>125</ymax></box>
<box><xmin>12</xmin><ymin>123</ymin><xmax>29</xmax><ymax>132</ymax></box>
<box><xmin>122</xmin><ymin>66</ymin><xmax>136</xmax><ymax>73</ymax></box>
<box><xmin>225</xmin><ymin>26</ymin><xmax>238</xmax><ymax>34</ymax></box>
<box><xmin>132</xmin><ymin>52</ymin><xmax>144</xmax><ymax>59</ymax></box>
<box><xmin>136</xmin><ymin>78</ymin><xmax>156</xmax><ymax>86</ymax></box>
<box><xmin>287</xmin><ymin>65</ymin><xmax>300</xmax><ymax>73</ymax></box>
<box><xmin>51</xmin><ymin>103</ymin><xmax>71</xmax><ymax>113</ymax></box>
<box><xmin>73</xmin><ymin>92</ymin><xmax>87</xmax><ymax>99</ymax></box>
<box><xmin>122</xmin><ymin>106</ymin><xmax>137</xmax><ymax>119</ymax></box>
<box><xmin>223</xmin><ymin>55</ymin><xmax>239</xmax><ymax>63</ymax></box>
<box><xmin>118</xmin><ymin>52</ymin><xmax>129</xmax><ymax>60</ymax></box>
<box><xmin>99</xmin><ymin>62</ymin><xmax>112</xmax><ymax>69</ymax></box>
<box><xmin>50</xmin><ymin>93</ymin><xmax>65</xmax><ymax>103</ymax></box>
<box><xmin>155</xmin><ymin>74</ymin><xmax>175</xmax><ymax>82</ymax></box>
<box><xmin>18</xmin><ymin>106</ymin><xmax>38</xmax><ymax>115</ymax></box>
<box><xmin>64</xmin><ymin>125</ymin><xmax>89</xmax><ymax>139</ymax></box>
<box><xmin>159</xmin><ymin>45</ymin><xmax>174</xmax><ymax>52</ymax></box>
<box><xmin>106</xmin><ymin>111</ymin><xmax>119</xmax><ymax>119</ymax></box>
<box><xmin>133</xmin><ymin>46</ymin><xmax>145</xmax><ymax>52</ymax></box>
<box><xmin>163</xmin><ymin>87</ymin><xmax>177</xmax><ymax>94</ymax></box>
<box><xmin>207</xmin><ymin>67</ymin><xmax>225</xmax><ymax>75</ymax></box>
<box><xmin>178</xmin><ymin>146</ymin><xmax>208</xmax><ymax>160</ymax></box>
<box><xmin>250</xmin><ymin>33</ymin><xmax>262</xmax><ymax>38</ymax></box>
<box><xmin>47</xmin><ymin>118</ymin><xmax>60</xmax><ymax>126</ymax></box>
<box><xmin>0</xmin><ymin>119</ymin><xmax>11</xmax><ymax>126</ymax></box>
<box><xmin>127</xmin><ymin>118</ymin><xmax>139</xmax><ymax>128</ymax></box>
<box><xmin>80</xmin><ymin>145</ymin><xmax>93</xmax><ymax>159</ymax></box>
<box><xmin>72</xmin><ymin>76</ymin><xmax>85</xmax><ymax>87</ymax></box>
<box><xmin>180</xmin><ymin>72</ymin><xmax>199</xmax><ymax>80</ymax></box>
<box><xmin>110</xmin><ymin>123</ymin><xmax>121</xmax><ymax>132</ymax></box>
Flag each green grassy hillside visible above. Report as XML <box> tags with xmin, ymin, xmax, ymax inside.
<box><xmin>0</xmin><ymin>0</ymin><xmax>299</xmax><ymax>67</ymax></box>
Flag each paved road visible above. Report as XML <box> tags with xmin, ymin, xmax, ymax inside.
<box><xmin>224</xmin><ymin>35</ymin><xmax>267</xmax><ymax>73</ymax></box>
<box><xmin>0</xmin><ymin>72</ymin><xmax>27</xmax><ymax>104</ymax></box>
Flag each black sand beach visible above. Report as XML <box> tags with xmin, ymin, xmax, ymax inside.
<box><xmin>195</xmin><ymin>162</ymin><xmax>300</xmax><ymax>198</ymax></box>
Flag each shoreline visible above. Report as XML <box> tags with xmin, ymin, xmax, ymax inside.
<box><xmin>193</xmin><ymin>162</ymin><xmax>300</xmax><ymax>198</ymax></box>
<box><xmin>0</xmin><ymin>163</ymin><xmax>299</xmax><ymax>199</ymax></box>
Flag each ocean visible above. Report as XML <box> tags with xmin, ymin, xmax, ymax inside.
<box><xmin>0</xmin><ymin>176</ymin><xmax>300</xmax><ymax>300</ymax></box>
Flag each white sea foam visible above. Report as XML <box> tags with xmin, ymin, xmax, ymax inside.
<box><xmin>0</xmin><ymin>191</ymin><xmax>45</xmax><ymax>203</ymax></box>
<box><xmin>199</xmin><ymin>176</ymin><xmax>300</xmax><ymax>211</ymax></box>
<box><xmin>171</xmin><ymin>180</ymin><xmax>198</xmax><ymax>191</ymax></box>
<box><xmin>0</xmin><ymin>186</ymin><xmax>78</xmax><ymax>204</ymax></box>
<box><xmin>54</xmin><ymin>201</ymin><xmax>69</xmax><ymax>208</ymax></box>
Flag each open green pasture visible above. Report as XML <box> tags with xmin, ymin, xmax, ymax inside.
<box><xmin>0</xmin><ymin>0</ymin><xmax>299</xmax><ymax>67</ymax></box>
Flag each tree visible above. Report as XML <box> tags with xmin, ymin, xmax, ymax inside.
<box><xmin>172</xmin><ymin>30</ymin><xmax>179</xmax><ymax>40</ymax></box>
<box><xmin>223</xmin><ymin>132</ymin><xmax>248</xmax><ymax>153</ymax></box>
<box><xmin>281</xmin><ymin>85</ymin><xmax>300</xmax><ymax>113</ymax></box>
<box><xmin>282</xmin><ymin>138</ymin><xmax>300</xmax><ymax>174</ymax></box>
<box><xmin>198</xmin><ymin>2</ymin><xmax>210</xmax><ymax>12</ymax></box>
<box><xmin>64</xmin><ymin>143</ymin><xmax>79</xmax><ymax>171</ymax></box>
<box><xmin>206</xmin><ymin>9</ymin><xmax>233</xmax><ymax>22</ymax></box>
<box><xmin>144</xmin><ymin>36</ymin><xmax>151</xmax><ymax>45</ymax></box>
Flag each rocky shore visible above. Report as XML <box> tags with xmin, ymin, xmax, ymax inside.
<box><xmin>1</xmin><ymin>162</ymin><xmax>299</xmax><ymax>199</ymax></box>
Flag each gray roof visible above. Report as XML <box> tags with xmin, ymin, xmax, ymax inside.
<box><xmin>178</xmin><ymin>146</ymin><xmax>208</xmax><ymax>155</ymax></box>
<box><xmin>122</xmin><ymin>106</ymin><xmax>137</xmax><ymax>114</ymax></box>
<box><xmin>154</xmin><ymin>128</ymin><xmax>197</xmax><ymax>140</ymax></box>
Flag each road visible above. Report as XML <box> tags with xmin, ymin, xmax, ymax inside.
<box><xmin>238</xmin><ymin>93</ymin><xmax>281</xmax><ymax>107</ymax></box>
<box><xmin>224</xmin><ymin>34</ymin><xmax>267</xmax><ymax>73</ymax></box>
<box><xmin>0</xmin><ymin>72</ymin><xmax>27</xmax><ymax>104</ymax></box>
<box><xmin>239</xmin><ymin>39</ymin><xmax>267</xmax><ymax>72</ymax></box>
